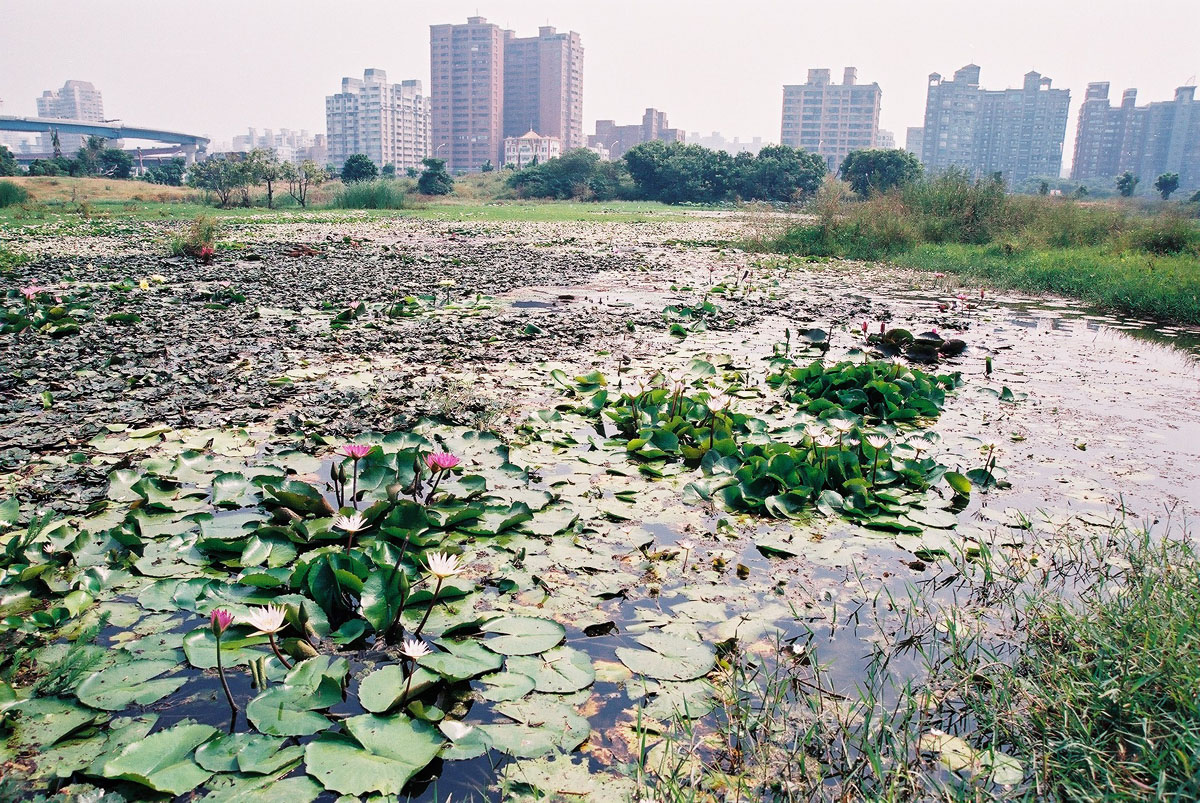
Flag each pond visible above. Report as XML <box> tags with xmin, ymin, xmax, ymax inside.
<box><xmin>1</xmin><ymin>213</ymin><xmax>1197</xmax><ymax>800</ymax></box>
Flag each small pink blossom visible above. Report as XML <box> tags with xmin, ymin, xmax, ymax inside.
<box><xmin>932</xmin><ymin>327</ymin><xmax>939</xmax><ymax>335</ymax></box>
<box><xmin>980</xmin><ymin>288</ymin><xmax>985</xmax><ymax>299</ymax></box>
<box><xmin>860</xmin><ymin>321</ymin><xmax>868</xmax><ymax>333</ymax></box>
<box><xmin>933</xmin><ymin>272</ymin><xmax>946</xmax><ymax>278</ymax></box>
<box><xmin>956</xmin><ymin>293</ymin><xmax>967</xmax><ymax>301</ymax></box>
<box><xmin>879</xmin><ymin>322</ymin><xmax>885</xmax><ymax>334</ymax></box>
<box><xmin>20</xmin><ymin>286</ymin><xmax>42</xmax><ymax>300</ymax></box>
<box><xmin>343</xmin><ymin>444</ymin><xmax>371</xmax><ymax>460</ymax></box>
<box><xmin>210</xmin><ymin>608</ymin><xmax>233</xmax><ymax>635</ymax></box>
<box><xmin>426</xmin><ymin>452</ymin><xmax>460</xmax><ymax>472</ymax></box>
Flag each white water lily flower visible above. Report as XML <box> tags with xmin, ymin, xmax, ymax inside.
<box><xmin>400</xmin><ymin>637</ymin><xmax>432</xmax><ymax>661</ymax></box>
<box><xmin>830</xmin><ymin>419</ymin><xmax>855</xmax><ymax>434</ymax></box>
<box><xmin>440</xmin><ymin>720</ymin><xmax>475</xmax><ymax>740</ymax></box>
<box><xmin>804</xmin><ymin>423</ymin><xmax>827</xmax><ymax>440</ymax></box>
<box><xmin>676</xmin><ymin>539</ymin><xmax>696</xmax><ymax>551</ymax></box>
<box><xmin>815</xmin><ymin>433</ymin><xmax>838</xmax><ymax>449</ymax></box>
<box><xmin>243</xmin><ymin>604</ymin><xmax>288</xmax><ymax>635</ymax></box>
<box><xmin>333</xmin><ymin>512</ymin><xmax>367</xmax><ymax>533</ymax></box>
<box><xmin>707</xmin><ymin>392</ymin><xmax>732</xmax><ymax>411</ymax></box>
<box><xmin>425</xmin><ymin>551</ymin><xmax>464</xmax><ymax>579</ymax></box>
<box><xmin>866</xmin><ymin>434</ymin><xmax>890</xmax><ymax>450</ymax></box>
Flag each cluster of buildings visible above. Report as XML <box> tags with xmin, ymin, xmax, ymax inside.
<box><xmin>12</xmin><ymin>34</ymin><xmax>1198</xmax><ymax>195</ymax></box>
<box><xmin>230</xmin><ymin>127</ymin><xmax>327</xmax><ymax>165</ymax></box>
<box><xmin>323</xmin><ymin>18</ymin><xmax>588</xmax><ymax>173</ymax></box>
<box><xmin>1070</xmin><ymin>83</ymin><xmax>1199</xmax><ymax>190</ymax></box>
<box><xmin>783</xmin><ymin>63</ymin><xmax>1198</xmax><ymax>192</ymax></box>
<box><xmin>323</xmin><ymin>17</ymin><xmax>691</xmax><ymax>174</ymax></box>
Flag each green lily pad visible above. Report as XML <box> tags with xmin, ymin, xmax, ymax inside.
<box><xmin>76</xmin><ymin>658</ymin><xmax>187</xmax><ymax>711</ymax></box>
<box><xmin>9</xmin><ymin>698</ymin><xmax>102</xmax><ymax>747</ymax></box>
<box><xmin>303</xmin><ymin>714</ymin><xmax>443</xmax><ymax>796</ymax></box>
<box><xmin>505</xmin><ymin>647</ymin><xmax>595</xmax><ymax>693</ymax></box>
<box><xmin>101</xmin><ymin>722</ymin><xmax>217</xmax><ymax>796</ymax></box>
<box><xmin>422</xmin><ymin>638</ymin><xmax>504</xmax><ymax>681</ymax></box>
<box><xmin>182</xmin><ymin>627</ymin><xmax>271</xmax><ymax>669</ymax></box>
<box><xmin>615</xmin><ymin>632</ymin><xmax>715</xmax><ymax>681</ymax></box>
<box><xmin>357</xmin><ymin>665</ymin><xmax>438</xmax><ymax>714</ymax></box>
<box><xmin>478</xmin><ymin>670</ymin><xmax>536</xmax><ymax>702</ymax></box>
<box><xmin>480</xmin><ymin>616</ymin><xmax>565</xmax><ymax>656</ymax></box>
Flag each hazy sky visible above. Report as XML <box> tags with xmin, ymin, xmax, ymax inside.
<box><xmin>2</xmin><ymin>0</ymin><xmax>1197</xmax><ymax>166</ymax></box>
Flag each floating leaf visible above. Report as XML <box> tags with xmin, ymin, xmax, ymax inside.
<box><xmin>480</xmin><ymin>616</ymin><xmax>565</xmax><ymax>656</ymax></box>
<box><xmin>506</xmin><ymin>647</ymin><xmax>595</xmax><ymax>693</ymax></box>
<box><xmin>76</xmin><ymin>659</ymin><xmax>187</xmax><ymax>710</ymax></box>
<box><xmin>616</xmin><ymin>632</ymin><xmax>715</xmax><ymax>681</ymax></box>
<box><xmin>303</xmin><ymin>714</ymin><xmax>443</xmax><ymax>796</ymax></box>
<box><xmin>101</xmin><ymin>722</ymin><xmax>217</xmax><ymax>796</ymax></box>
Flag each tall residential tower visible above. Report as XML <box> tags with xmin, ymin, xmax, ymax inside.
<box><xmin>325</xmin><ymin>70</ymin><xmax>430</xmax><ymax>172</ymax></box>
<box><xmin>920</xmin><ymin>65</ymin><xmax>1070</xmax><ymax>186</ymax></box>
<box><xmin>503</xmin><ymin>26</ymin><xmax>584</xmax><ymax>150</ymax></box>
<box><xmin>1072</xmin><ymin>82</ymin><xmax>1199</xmax><ymax>193</ymax></box>
<box><xmin>431</xmin><ymin>17</ymin><xmax>584</xmax><ymax>172</ymax></box>
<box><xmin>780</xmin><ymin>68</ymin><xmax>881</xmax><ymax>172</ymax></box>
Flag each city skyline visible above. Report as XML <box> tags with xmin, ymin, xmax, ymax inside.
<box><xmin>1</xmin><ymin>0</ymin><xmax>1197</xmax><ymax>174</ymax></box>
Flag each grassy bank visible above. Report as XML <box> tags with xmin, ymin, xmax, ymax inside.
<box><xmin>767</xmin><ymin>173</ymin><xmax>1200</xmax><ymax>324</ymax></box>
<box><xmin>896</xmin><ymin>243</ymin><xmax>1200</xmax><ymax>323</ymax></box>
<box><xmin>641</xmin><ymin>524</ymin><xmax>1200</xmax><ymax>801</ymax></box>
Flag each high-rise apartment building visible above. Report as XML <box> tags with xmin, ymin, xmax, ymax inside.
<box><xmin>431</xmin><ymin>17</ymin><xmax>584</xmax><ymax>172</ymax></box>
<box><xmin>920</xmin><ymin>65</ymin><xmax>1070</xmax><ymax>185</ymax></box>
<box><xmin>1072</xmin><ymin>82</ymin><xmax>1200</xmax><ymax>192</ymax></box>
<box><xmin>503</xmin><ymin>26</ymin><xmax>584</xmax><ymax>150</ymax></box>
<box><xmin>430</xmin><ymin>17</ymin><xmax>506</xmax><ymax>171</ymax></box>
<box><xmin>232</xmin><ymin>128</ymin><xmax>326</xmax><ymax>165</ymax></box>
<box><xmin>36</xmin><ymin>80</ymin><xmax>104</xmax><ymax>152</ymax></box>
<box><xmin>905</xmin><ymin>126</ymin><xmax>925</xmax><ymax>157</ymax></box>
<box><xmin>325</xmin><ymin>70</ymin><xmax>430</xmax><ymax>173</ymax></box>
<box><xmin>590</xmin><ymin>108</ymin><xmax>684</xmax><ymax>160</ymax></box>
<box><xmin>780</xmin><ymin>68</ymin><xmax>881</xmax><ymax>172</ymax></box>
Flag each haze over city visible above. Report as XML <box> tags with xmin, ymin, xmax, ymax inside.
<box><xmin>2</xmin><ymin>0</ymin><xmax>1198</xmax><ymax>171</ymax></box>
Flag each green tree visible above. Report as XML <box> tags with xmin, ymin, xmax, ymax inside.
<box><xmin>341</xmin><ymin>153</ymin><xmax>377</xmax><ymax>183</ymax></box>
<box><xmin>0</xmin><ymin>145</ymin><xmax>19</xmax><ymax>177</ymax></box>
<box><xmin>1154</xmin><ymin>172</ymin><xmax>1180</xmax><ymax>200</ymax></box>
<box><xmin>246</xmin><ymin>148</ymin><xmax>282</xmax><ymax>208</ymax></box>
<box><xmin>624</xmin><ymin>141</ymin><xmax>736</xmax><ymax>204</ymax></box>
<box><xmin>75</xmin><ymin>136</ymin><xmax>107</xmax><ymax>175</ymax></box>
<box><xmin>417</xmin><ymin>157</ymin><xmax>453</xmax><ymax>195</ymax></box>
<box><xmin>381</xmin><ymin>163</ymin><xmax>396</xmax><ymax>178</ymax></box>
<box><xmin>1116</xmin><ymin>171</ymin><xmax>1139</xmax><ymax>198</ymax></box>
<box><xmin>737</xmin><ymin>144</ymin><xmax>827</xmax><ymax>201</ymax></box>
<box><xmin>280</xmin><ymin>159</ymin><xmax>328</xmax><ymax>208</ymax></box>
<box><xmin>143</xmin><ymin>157</ymin><xmax>186</xmax><ymax>186</ymax></box>
<box><xmin>480</xmin><ymin>160</ymin><xmax>494</xmax><ymax>173</ymax></box>
<box><xmin>188</xmin><ymin>156</ymin><xmax>249</xmax><ymax>207</ymax></box>
<box><xmin>838</xmin><ymin>149</ymin><xmax>922</xmax><ymax>198</ymax></box>
<box><xmin>99</xmin><ymin>148</ymin><xmax>133</xmax><ymax>179</ymax></box>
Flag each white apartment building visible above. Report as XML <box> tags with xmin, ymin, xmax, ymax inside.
<box><xmin>326</xmin><ymin>70</ymin><xmax>430</xmax><ymax>172</ymax></box>
<box><xmin>36</xmin><ymin>80</ymin><xmax>105</xmax><ymax>152</ymax></box>
<box><xmin>504</xmin><ymin>130</ymin><xmax>561</xmax><ymax>168</ymax></box>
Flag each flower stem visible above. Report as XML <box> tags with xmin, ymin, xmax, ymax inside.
<box><xmin>268</xmin><ymin>633</ymin><xmax>293</xmax><ymax>669</ymax></box>
<box><xmin>215</xmin><ymin>636</ymin><xmax>238</xmax><ymax>718</ymax></box>
<box><xmin>350</xmin><ymin>457</ymin><xmax>360</xmax><ymax>511</ymax></box>
<box><xmin>412</xmin><ymin>578</ymin><xmax>444</xmax><ymax>638</ymax></box>
<box><xmin>424</xmin><ymin>468</ymin><xmax>445</xmax><ymax>505</ymax></box>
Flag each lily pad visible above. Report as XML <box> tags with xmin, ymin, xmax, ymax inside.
<box><xmin>480</xmin><ymin>615</ymin><xmax>565</xmax><ymax>656</ymax></box>
<box><xmin>505</xmin><ymin>647</ymin><xmax>595</xmax><ymax>694</ymax></box>
<box><xmin>101</xmin><ymin>722</ymin><xmax>217</xmax><ymax>796</ymax></box>
<box><xmin>303</xmin><ymin>714</ymin><xmax>443</xmax><ymax>796</ymax></box>
<box><xmin>615</xmin><ymin>632</ymin><xmax>715</xmax><ymax>681</ymax></box>
<box><xmin>76</xmin><ymin>658</ymin><xmax>187</xmax><ymax>710</ymax></box>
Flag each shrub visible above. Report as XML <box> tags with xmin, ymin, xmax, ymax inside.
<box><xmin>329</xmin><ymin>179</ymin><xmax>408</xmax><ymax>210</ymax></box>
<box><xmin>0</xmin><ymin>180</ymin><xmax>30</xmax><ymax>208</ymax></box>
<box><xmin>169</xmin><ymin>214</ymin><xmax>220</xmax><ymax>258</ymax></box>
<box><xmin>1126</xmin><ymin>213</ymin><xmax>1200</xmax><ymax>255</ymax></box>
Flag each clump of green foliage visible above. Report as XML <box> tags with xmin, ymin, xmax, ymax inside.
<box><xmin>330</xmin><ymin>179</ymin><xmax>409</xmax><ymax>210</ymax></box>
<box><xmin>0</xmin><ymin>179</ymin><xmax>30</xmax><ymax>208</ymax></box>
<box><xmin>169</xmin><ymin>214</ymin><xmax>220</xmax><ymax>258</ymax></box>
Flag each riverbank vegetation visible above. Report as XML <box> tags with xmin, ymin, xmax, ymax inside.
<box><xmin>642</xmin><ymin>522</ymin><xmax>1200</xmax><ymax>801</ymax></box>
<box><xmin>769</xmin><ymin>171</ymin><xmax>1200</xmax><ymax>324</ymax></box>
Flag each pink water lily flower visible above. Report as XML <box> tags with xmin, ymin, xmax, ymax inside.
<box><xmin>20</xmin><ymin>286</ymin><xmax>42</xmax><ymax>300</ymax></box>
<box><xmin>210</xmin><ymin>608</ymin><xmax>234</xmax><ymax>635</ymax></box>
<box><xmin>343</xmin><ymin>444</ymin><xmax>371</xmax><ymax>459</ymax></box>
<box><xmin>426</xmin><ymin>452</ymin><xmax>460</xmax><ymax>472</ymax></box>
